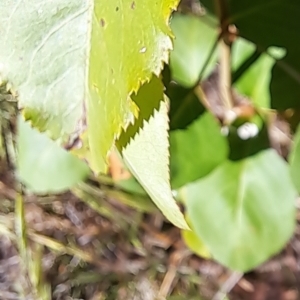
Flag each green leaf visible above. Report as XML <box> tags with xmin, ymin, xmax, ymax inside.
<box><xmin>232</xmin><ymin>39</ymin><xmax>285</xmax><ymax>109</ymax></box>
<box><xmin>0</xmin><ymin>0</ymin><xmax>89</xmax><ymax>141</ymax></box>
<box><xmin>170</xmin><ymin>13</ymin><xmax>218</xmax><ymax>87</ymax></box>
<box><xmin>117</xmin><ymin>76</ymin><xmax>164</xmax><ymax>150</ymax></box>
<box><xmin>88</xmin><ymin>0</ymin><xmax>179</xmax><ymax>172</ymax></box>
<box><xmin>122</xmin><ymin>100</ymin><xmax>189</xmax><ymax>229</ymax></box>
<box><xmin>289</xmin><ymin>125</ymin><xmax>300</xmax><ymax>193</ymax></box>
<box><xmin>201</xmin><ymin>0</ymin><xmax>300</xmax><ymax>110</ymax></box>
<box><xmin>181</xmin><ymin>216</ymin><xmax>211</xmax><ymax>259</ymax></box>
<box><xmin>0</xmin><ymin>0</ymin><xmax>179</xmax><ymax>172</ymax></box>
<box><xmin>167</xmin><ymin>83</ymin><xmax>205</xmax><ymax>130</ymax></box>
<box><xmin>185</xmin><ymin>150</ymin><xmax>296</xmax><ymax>272</ymax></box>
<box><xmin>170</xmin><ymin>112</ymin><xmax>229</xmax><ymax>189</ymax></box>
<box><xmin>17</xmin><ymin>117</ymin><xmax>90</xmax><ymax>194</ymax></box>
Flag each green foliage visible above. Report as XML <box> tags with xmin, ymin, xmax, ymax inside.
<box><xmin>122</xmin><ymin>99</ymin><xmax>189</xmax><ymax>229</ymax></box>
<box><xmin>170</xmin><ymin>112</ymin><xmax>228</xmax><ymax>189</ymax></box>
<box><xmin>232</xmin><ymin>39</ymin><xmax>285</xmax><ymax>109</ymax></box>
<box><xmin>0</xmin><ymin>0</ymin><xmax>89</xmax><ymax>141</ymax></box>
<box><xmin>167</xmin><ymin>3</ymin><xmax>300</xmax><ymax>271</ymax></box>
<box><xmin>88</xmin><ymin>0</ymin><xmax>179</xmax><ymax>172</ymax></box>
<box><xmin>1</xmin><ymin>0</ymin><xmax>186</xmax><ymax>228</ymax></box>
<box><xmin>17</xmin><ymin>117</ymin><xmax>90</xmax><ymax>194</ymax></box>
<box><xmin>181</xmin><ymin>216</ymin><xmax>210</xmax><ymax>259</ymax></box>
<box><xmin>167</xmin><ymin>83</ymin><xmax>205</xmax><ymax>130</ymax></box>
<box><xmin>117</xmin><ymin>76</ymin><xmax>164</xmax><ymax>150</ymax></box>
<box><xmin>117</xmin><ymin>75</ymin><xmax>189</xmax><ymax>228</ymax></box>
<box><xmin>170</xmin><ymin>13</ymin><xmax>218</xmax><ymax>87</ymax></box>
<box><xmin>1</xmin><ymin>0</ymin><xmax>300</xmax><ymax>273</ymax></box>
<box><xmin>202</xmin><ymin>0</ymin><xmax>300</xmax><ymax>109</ymax></box>
<box><xmin>185</xmin><ymin>150</ymin><xmax>296</xmax><ymax>272</ymax></box>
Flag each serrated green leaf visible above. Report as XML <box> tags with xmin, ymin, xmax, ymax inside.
<box><xmin>289</xmin><ymin>125</ymin><xmax>300</xmax><ymax>193</ymax></box>
<box><xmin>122</xmin><ymin>100</ymin><xmax>189</xmax><ymax>230</ymax></box>
<box><xmin>170</xmin><ymin>112</ymin><xmax>229</xmax><ymax>189</ymax></box>
<box><xmin>185</xmin><ymin>150</ymin><xmax>296</xmax><ymax>272</ymax></box>
<box><xmin>117</xmin><ymin>75</ymin><xmax>164</xmax><ymax>150</ymax></box>
<box><xmin>0</xmin><ymin>0</ymin><xmax>90</xmax><ymax>141</ymax></box>
<box><xmin>170</xmin><ymin>13</ymin><xmax>218</xmax><ymax>87</ymax></box>
<box><xmin>0</xmin><ymin>0</ymin><xmax>179</xmax><ymax>172</ymax></box>
<box><xmin>88</xmin><ymin>0</ymin><xmax>179</xmax><ymax>172</ymax></box>
<box><xmin>17</xmin><ymin>117</ymin><xmax>90</xmax><ymax>194</ymax></box>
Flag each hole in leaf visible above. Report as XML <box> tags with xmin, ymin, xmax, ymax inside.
<box><xmin>100</xmin><ymin>18</ymin><xmax>105</xmax><ymax>27</ymax></box>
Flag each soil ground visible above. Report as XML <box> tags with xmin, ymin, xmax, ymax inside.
<box><xmin>0</xmin><ymin>155</ymin><xmax>300</xmax><ymax>300</ymax></box>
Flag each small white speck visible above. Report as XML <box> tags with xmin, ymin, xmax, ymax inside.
<box><xmin>221</xmin><ymin>126</ymin><xmax>229</xmax><ymax>136</ymax></box>
<box><xmin>139</xmin><ymin>47</ymin><xmax>147</xmax><ymax>53</ymax></box>
<box><xmin>237</xmin><ymin>122</ymin><xmax>259</xmax><ymax>140</ymax></box>
<box><xmin>38</xmin><ymin>8</ymin><xmax>43</xmax><ymax>14</ymax></box>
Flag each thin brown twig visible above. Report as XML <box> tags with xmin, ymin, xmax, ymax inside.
<box><xmin>212</xmin><ymin>271</ymin><xmax>243</xmax><ymax>300</ymax></box>
<box><xmin>213</xmin><ymin>0</ymin><xmax>234</xmax><ymax>110</ymax></box>
<box><xmin>219</xmin><ymin>38</ymin><xmax>233</xmax><ymax>110</ymax></box>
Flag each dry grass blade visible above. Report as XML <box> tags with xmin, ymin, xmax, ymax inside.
<box><xmin>15</xmin><ymin>193</ymin><xmax>27</xmax><ymax>257</ymax></box>
<box><xmin>14</xmin><ymin>192</ymin><xmax>30</xmax><ymax>297</ymax></box>
<box><xmin>27</xmin><ymin>243</ymin><xmax>51</xmax><ymax>300</ymax></box>
<box><xmin>15</xmin><ymin>193</ymin><xmax>51</xmax><ymax>300</ymax></box>
<box><xmin>212</xmin><ymin>272</ymin><xmax>243</xmax><ymax>300</ymax></box>
<box><xmin>28</xmin><ymin>231</ymin><xmax>97</xmax><ymax>265</ymax></box>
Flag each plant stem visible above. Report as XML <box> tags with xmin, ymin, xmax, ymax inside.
<box><xmin>220</xmin><ymin>38</ymin><xmax>233</xmax><ymax>110</ymax></box>
<box><xmin>214</xmin><ymin>0</ymin><xmax>234</xmax><ymax>110</ymax></box>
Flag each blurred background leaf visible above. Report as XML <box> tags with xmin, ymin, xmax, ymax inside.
<box><xmin>167</xmin><ymin>83</ymin><xmax>205</xmax><ymax>130</ymax></box>
<box><xmin>181</xmin><ymin>215</ymin><xmax>211</xmax><ymax>259</ymax></box>
<box><xmin>289</xmin><ymin>124</ymin><xmax>300</xmax><ymax>193</ymax></box>
<box><xmin>17</xmin><ymin>118</ymin><xmax>90</xmax><ymax>194</ymax></box>
<box><xmin>232</xmin><ymin>39</ymin><xmax>286</xmax><ymax>109</ymax></box>
<box><xmin>170</xmin><ymin>112</ymin><xmax>228</xmax><ymax>189</ymax></box>
<box><xmin>170</xmin><ymin>13</ymin><xmax>218</xmax><ymax>87</ymax></box>
<box><xmin>201</xmin><ymin>0</ymin><xmax>300</xmax><ymax>110</ymax></box>
<box><xmin>185</xmin><ymin>150</ymin><xmax>296</xmax><ymax>272</ymax></box>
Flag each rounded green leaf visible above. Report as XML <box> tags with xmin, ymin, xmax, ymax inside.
<box><xmin>17</xmin><ymin>117</ymin><xmax>90</xmax><ymax>194</ymax></box>
<box><xmin>185</xmin><ymin>150</ymin><xmax>296</xmax><ymax>272</ymax></box>
<box><xmin>170</xmin><ymin>13</ymin><xmax>218</xmax><ymax>87</ymax></box>
<box><xmin>170</xmin><ymin>112</ymin><xmax>229</xmax><ymax>189</ymax></box>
